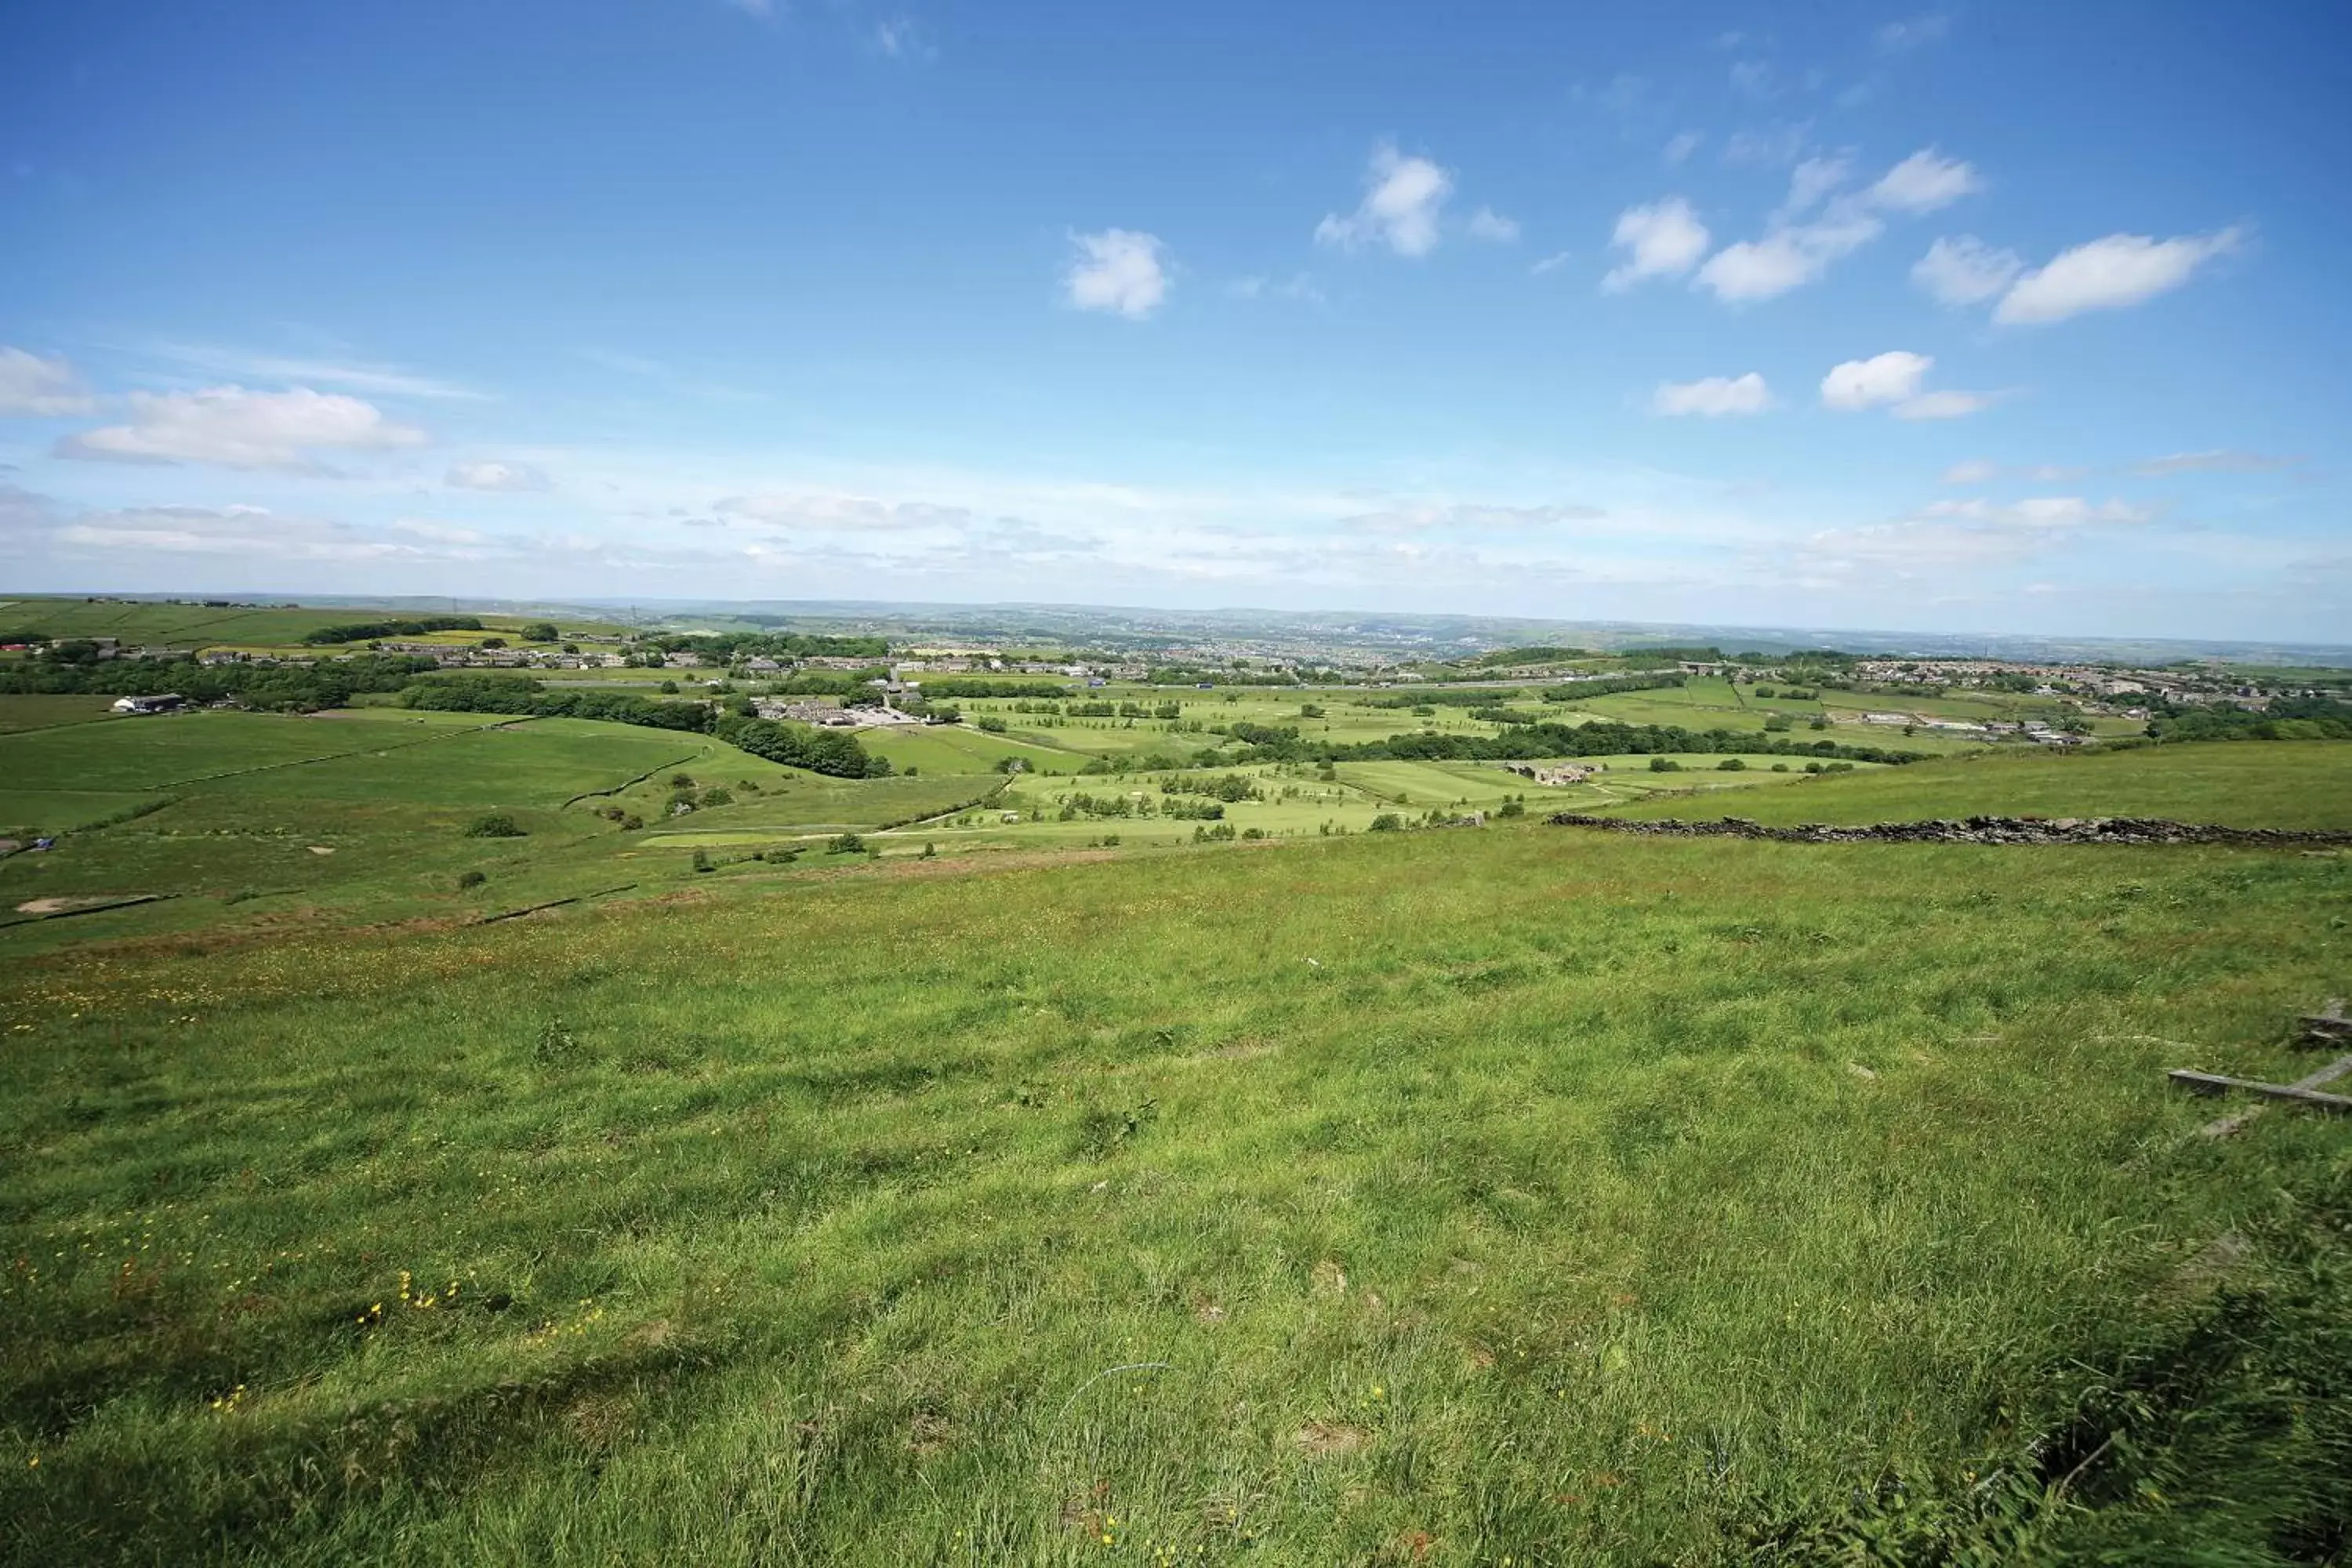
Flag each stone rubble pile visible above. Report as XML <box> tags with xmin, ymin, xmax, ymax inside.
<box><xmin>1544</xmin><ymin>813</ymin><xmax>2352</xmax><ymax>848</ymax></box>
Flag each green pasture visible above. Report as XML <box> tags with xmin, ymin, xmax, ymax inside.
<box><xmin>0</xmin><ymin>695</ymin><xmax>119</xmax><ymax>734</ymax></box>
<box><xmin>0</xmin><ymin>791</ymin><xmax>163</xmax><ymax>839</ymax></box>
<box><xmin>1595</xmin><ymin>740</ymin><xmax>2352</xmax><ymax>830</ymax></box>
<box><xmin>0</xmin><ymin>597</ymin><xmax>627</xmax><ymax>652</ymax></box>
<box><xmin>858</xmin><ymin>724</ymin><xmax>1089</xmax><ymax>776</ymax></box>
<box><xmin>5</xmin><ymin>797</ymin><xmax>2350</xmax><ymax>1562</ymax></box>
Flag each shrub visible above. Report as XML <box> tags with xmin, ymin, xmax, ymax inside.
<box><xmin>1717</xmin><ymin>757</ymin><xmax>1747</xmax><ymax>771</ymax></box>
<box><xmin>903</xmin><ymin>764</ymin><xmax>918</xmax><ymax>777</ymax></box>
<box><xmin>670</xmin><ymin>774</ymin><xmax>695</xmax><ymax>789</ymax></box>
<box><xmin>698</xmin><ymin>786</ymin><xmax>734</xmax><ymax>808</ymax></box>
<box><xmin>619</xmin><ymin>813</ymin><xmax>644</xmax><ymax>830</ymax></box>
<box><xmin>659</xmin><ymin>680</ymin><xmax>680</xmax><ymax>694</ymax></box>
<box><xmin>457</xmin><ymin>869</ymin><xmax>487</xmax><ymax>890</ymax></box>
<box><xmin>691</xmin><ymin>849</ymin><xmax>713</xmax><ymax>873</ymax></box>
<box><xmin>977</xmin><ymin>716</ymin><xmax>1007</xmax><ymax>733</ymax></box>
<box><xmin>1649</xmin><ymin>757</ymin><xmax>1681</xmax><ymax>773</ymax></box>
<box><xmin>1368</xmin><ymin>813</ymin><xmax>1403</xmax><ymax>832</ymax></box>
<box><xmin>920</xmin><ymin>841</ymin><xmax>937</xmax><ymax>858</ymax></box>
<box><xmin>466</xmin><ymin>812</ymin><xmax>524</xmax><ymax>838</ymax></box>
<box><xmin>829</xmin><ymin>833</ymin><xmax>866</xmax><ymax>855</ymax></box>
<box><xmin>1497</xmin><ymin>798</ymin><xmax>1526</xmax><ymax>818</ymax></box>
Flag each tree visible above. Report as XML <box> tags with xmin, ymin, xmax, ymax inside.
<box><xmin>479</xmin><ymin>637</ymin><xmax>507</xmax><ymax>650</ymax></box>
<box><xmin>521</xmin><ymin>622</ymin><xmax>561</xmax><ymax>642</ymax></box>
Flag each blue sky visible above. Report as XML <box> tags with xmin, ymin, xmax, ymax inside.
<box><xmin>1</xmin><ymin>0</ymin><xmax>2345</xmax><ymax>640</ymax></box>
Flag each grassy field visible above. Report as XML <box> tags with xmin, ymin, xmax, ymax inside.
<box><xmin>5</xmin><ymin>762</ymin><xmax>2352</xmax><ymax>1562</ymax></box>
<box><xmin>0</xmin><ymin>695</ymin><xmax>120</xmax><ymax>735</ymax></box>
<box><xmin>1595</xmin><ymin>741</ymin><xmax>2352</xmax><ymax>831</ymax></box>
<box><xmin>0</xmin><ymin>597</ymin><xmax>628</xmax><ymax>651</ymax></box>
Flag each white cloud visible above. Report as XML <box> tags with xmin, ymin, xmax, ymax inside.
<box><xmin>1697</xmin><ymin>209</ymin><xmax>1881</xmax><ymax>301</ymax></box>
<box><xmin>1867</xmin><ymin>149</ymin><xmax>1982</xmax><ymax>213</ymax></box>
<box><xmin>54</xmin><ymin>387</ymin><xmax>427</xmax><ymax>470</ymax></box>
<box><xmin>1993</xmin><ymin>228</ymin><xmax>2243</xmax><ymax>325</ymax></box>
<box><xmin>1063</xmin><ymin>229</ymin><xmax>1170</xmax><ymax>319</ymax></box>
<box><xmin>870</xmin><ymin>16</ymin><xmax>935</xmax><ymax>60</ymax></box>
<box><xmin>1918</xmin><ymin>496</ymin><xmax>2151</xmax><ymax>528</ymax></box>
<box><xmin>1893</xmin><ymin>389</ymin><xmax>1995</xmax><ymax>419</ymax></box>
<box><xmin>1227</xmin><ymin>273</ymin><xmax>1324</xmax><ymax>305</ymax></box>
<box><xmin>1653</xmin><ymin>372</ymin><xmax>1773</xmax><ymax>416</ymax></box>
<box><xmin>1467</xmin><ymin>206</ymin><xmax>1521</xmax><ymax>242</ymax></box>
<box><xmin>390</xmin><ymin>518</ymin><xmax>492</xmax><ymax>546</ymax></box>
<box><xmin>1602</xmin><ymin>198</ymin><xmax>1710</xmax><ymax>291</ymax></box>
<box><xmin>447</xmin><ymin>459</ymin><xmax>551</xmax><ymax>492</ymax></box>
<box><xmin>1341</xmin><ymin>502</ymin><xmax>1606</xmax><ymax>533</ymax></box>
<box><xmin>2132</xmin><ymin>448</ymin><xmax>2298</xmax><ymax>475</ymax></box>
<box><xmin>0</xmin><ymin>347</ymin><xmax>95</xmax><ymax>416</ymax></box>
<box><xmin>1774</xmin><ymin>154</ymin><xmax>1853</xmax><ymax>223</ymax></box>
<box><xmin>1821</xmin><ymin>351</ymin><xmax>1933</xmax><ymax>410</ymax></box>
<box><xmin>713</xmin><ymin>492</ymin><xmax>975</xmax><ymax>531</ymax></box>
<box><xmin>1695</xmin><ymin>147</ymin><xmax>1980</xmax><ymax>303</ymax></box>
<box><xmin>1664</xmin><ymin>131</ymin><xmax>1703</xmax><ymax>165</ymax></box>
<box><xmin>50</xmin><ymin>503</ymin><xmax>474</xmax><ymax>562</ymax></box>
<box><xmin>1722</xmin><ymin>123</ymin><xmax>1811</xmax><ymax>166</ymax></box>
<box><xmin>1911</xmin><ymin>235</ymin><xmax>2024</xmax><ymax>305</ymax></box>
<box><xmin>1941</xmin><ymin>459</ymin><xmax>1999</xmax><ymax>485</ymax></box>
<box><xmin>1876</xmin><ymin>14</ymin><xmax>1951</xmax><ymax>52</ymax></box>
<box><xmin>1730</xmin><ymin>60</ymin><xmax>1777</xmax><ymax>100</ymax></box>
<box><xmin>147</xmin><ymin>343</ymin><xmax>482</xmax><ymax>400</ymax></box>
<box><xmin>1316</xmin><ymin>143</ymin><xmax>1454</xmax><ymax>257</ymax></box>
<box><xmin>1530</xmin><ymin>250</ymin><xmax>1574</xmax><ymax>276</ymax></box>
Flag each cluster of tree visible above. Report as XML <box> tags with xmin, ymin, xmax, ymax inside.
<box><xmin>915</xmin><ymin>678</ymin><xmax>1075</xmax><ymax>699</ymax></box>
<box><xmin>638</xmin><ymin>631</ymin><xmax>890</xmax><ymax>660</ymax></box>
<box><xmin>2149</xmin><ymin>694</ymin><xmax>2352</xmax><ymax>742</ymax></box>
<box><xmin>708</xmin><ymin>713</ymin><xmax>891</xmax><ymax>777</ymax></box>
<box><xmin>1051</xmin><ymin>699</ymin><xmax>1182</xmax><ymax>719</ymax></box>
<box><xmin>1225</xmin><ymin>717</ymin><xmax>1917</xmax><ymax>768</ymax></box>
<box><xmin>1363</xmin><ymin>688</ymin><xmax>1526</xmax><ymax>710</ymax></box>
<box><xmin>0</xmin><ymin>652</ymin><xmax>435</xmax><ymax>710</ymax></box>
<box><xmin>300</xmin><ymin>615</ymin><xmax>484</xmax><ymax>644</ymax></box>
<box><xmin>1540</xmin><ymin>674</ymin><xmax>1690</xmax><ymax>701</ymax></box>
<box><xmin>1468</xmin><ymin>645</ymin><xmax>1597</xmax><ymax>666</ymax></box>
<box><xmin>1142</xmin><ymin>666</ymin><xmax>1308</xmax><ymax>687</ymax></box>
<box><xmin>1160</xmin><ymin>772</ymin><xmax>1261</xmax><ymax>802</ymax></box>
<box><xmin>399</xmin><ymin>673</ymin><xmax>706</xmax><ymax>731</ymax></box>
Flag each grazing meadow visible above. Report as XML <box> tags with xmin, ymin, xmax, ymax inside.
<box><xmin>5</xmin><ymin>682</ymin><xmax>2351</xmax><ymax>1563</ymax></box>
<box><xmin>5</xmin><ymin>768</ymin><xmax>2352</xmax><ymax>1563</ymax></box>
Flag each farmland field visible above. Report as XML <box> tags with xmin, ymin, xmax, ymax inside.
<box><xmin>0</xmin><ymin>597</ymin><xmax>630</xmax><ymax>651</ymax></box>
<box><xmin>5</xmin><ymin>742</ymin><xmax>2352</xmax><ymax>1563</ymax></box>
<box><xmin>1595</xmin><ymin>740</ymin><xmax>2352</xmax><ymax>831</ymax></box>
<box><xmin>3</xmin><ymin>688</ymin><xmax>2350</xmax><ymax>1564</ymax></box>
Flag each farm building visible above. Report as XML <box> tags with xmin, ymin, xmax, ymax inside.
<box><xmin>111</xmin><ymin>693</ymin><xmax>185</xmax><ymax>715</ymax></box>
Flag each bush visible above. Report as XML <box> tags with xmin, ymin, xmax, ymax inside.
<box><xmin>1368</xmin><ymin>813</ymin><xmax>1403</xmax><ymax>832</ymax></box>
<box><xmin>1649</xmin><ymin>757</ymin><xmax>1681</xmax><ymax>773</ymax></box>
<box><xmin>691</xmin><ymin>849</ymin><xmax>713</xmax><ymax>873</ymax></box>
<box><xmin>698</xmin><ymin>786</ymin><xmax>734</xmax><ymax>808</ymax></box>
<box><xmin>670</xmin><ymin>774</ymin><xmax>695</xmax><ymax>789</ymax></box>
<box><xmin>1717</xmin><ymin>757</ymin><xmax>1747</xmax><ymax>771</ymax></box>
<box><xmin>466</xmin><ymin>812</ymin><xmax>525</xmax><ymax>838</ymax></box>
<box><xmin>902</xmin><ymin>764</ymin><xmax>918</xmax><ymax>777</ymax></box>
<box><xmin>659</xmin><ymin>679</ymin><xmax>680</xmax><ymax>694</ymax></box>
<box><xmin>1497</xmin><ymin>798</ymin><xmax>1526</xmax><ymax>818</ymax></box>
<box><xmin>619</xmin><ymin>813</ymin><xmax>644</xmax><ymax>830</ymax></box>
<box><xmin>457</xmin><ymin>869</ymin><xmax>487</xmax><ymax>890</ymax></box>
<box><xmin>521</xmin><ymin>622</ymin><xmax>560</xmax><ymax>642</ymax></box>
<box><xmin>977</xmin><ymin>715</ymin><xmax>1007</xmax><ymax>733</ymax></box>
<box><xmin>829</xmin><ymin>833</ymin><xmax>866</xmax><ymax>855</ymax></box>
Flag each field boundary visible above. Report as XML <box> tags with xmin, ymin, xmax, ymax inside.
<box><xmin>1549</xmin><ymin>811</ymin><xmax>2352</xmax><ymax>846</ymax></box>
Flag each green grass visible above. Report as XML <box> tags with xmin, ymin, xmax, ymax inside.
<box><xmin>5</xmin><ymin>803</ymin><xmax>2352</xmax><ymax>1563</ymax></box>
<box><xmin>1595</xmin><ymin>740</ymin><xmax>2352</xmax><ymax>830</ymax></box>
<box><xmin>0</xmin><ymin>695</ymin><xmax>120</xmax><ymax>735</ymax></box>
<box><xmin>0</xmin><ymin>597</ymin><xmax>628</xmax><ymax>650</ymax></box>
